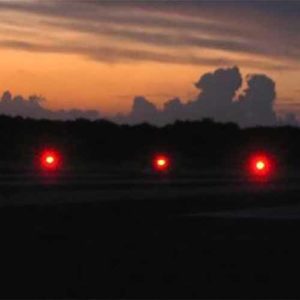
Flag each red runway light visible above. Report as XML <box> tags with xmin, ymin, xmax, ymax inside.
<box><xmin>154</xmin><ymin>155</ymin><xmax>170</xmax><ymax>172</ymax></box>
<box><xmin>248</xmin><ymin>154</ymin><xmax>272</xmax><ymax>178</ymax></box>
<box><xmin>256</xmin><ymin>160</ymin><xmax>265</xmax><ymax>171</ymax></box>
<box><xmin>46</xmin><ymin>155</ymin><xmax>55</xmax><ymax>165</ymax></box>
<box><xmin>40</xmin><ymin>150</ymin><xmax>61</xmax><ymax>171</ymax></box>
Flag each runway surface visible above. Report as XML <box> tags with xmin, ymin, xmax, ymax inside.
<box><xmin>0</xmin><ymin>171</ymin><xmax>300</xmax><ymax>218</ymax></box>
<box><xmin>0</xmin><ymin>171</ymin><xmax>300</xmax><ymax>297</ymax></box>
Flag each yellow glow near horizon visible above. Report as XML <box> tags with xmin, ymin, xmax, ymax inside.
<box><xmin>0</xmin><ymin>48</ymin><xmax>208</xmax><ymax>114</ymax></box>
<box><xmin>0</xmin><ymin>2</ymin><xmax>298</xmax><ymax>117</ymax></box>
<box><xmin>0</xmin><ymin>47</ymin><xmax>295</xmax><ymax>116</ymax></box>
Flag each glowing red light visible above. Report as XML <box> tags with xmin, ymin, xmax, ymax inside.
<box><xmin>157</xmin><ymin>159</ymin><xmax>166</xmax><ymax>167</ymax></box>
<box><xmin>248</xmin><ymin>154</ymin><xmax>272</xmax><ymax>178</ymax></box>
<box><xmin>46</xmin><ymin>156</ymin><xmax>55</xmax><ymax>165</ymax></box>
<box><xmin>40</xmin><ymin>150</ymin><xmax>61</xmax><ymax>171</ymax></box>
<box><xmin>154</xmin><ymin>155</ymin><xmax>170</xmax><ymax>172</ymax></box>
<box><xmin>256</xmin><ymin>161</ymin><xmax>265</xmax><ymax>171</ymax></box>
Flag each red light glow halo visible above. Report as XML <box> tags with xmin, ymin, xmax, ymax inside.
<box><xmin>40</xmin><ymin>149</ymin><xmax>61</xmax><ymax>171</ymax></box>
<box><xmin>248</xmin><ymin>153</ymin><xmax>273</xmax><ymax>178</ymax></box>
<box><xmin>153</xmin><ymin>154</ymin><xmax>170</xmax><ymax>172</ymax></box>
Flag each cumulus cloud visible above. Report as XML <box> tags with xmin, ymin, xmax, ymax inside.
<box><xmin>0</xmin><ymin>91</ymin><xmax>100</xmax><ymax>120</ymax></box>
<box><xmin>163</xmin><ymin>98</ymin><xmax>186</xmax><ymax>123</ymax></box>
<box><xmin>185</xmin><ymin>66</ymin><xmax>242</xmax><ymax>122</ymax></box>
<box><xmin>0</xmin><ymin>66</ymin><xmax>294</xmax><ymax>127</ymax></box>
<box><xmin>114</xmin><ymin>96</ymin><xmax>158</xmax><ymax>124</ymax></box>
<box><xmin>115</xmin><ymin>66</ymin><xmax>283</xmax><ymax>127</ymax></box>
<box><xmin>237</xmin><ymin>74</ymin><xmax>277</xmax><ymax>126</ymax></box>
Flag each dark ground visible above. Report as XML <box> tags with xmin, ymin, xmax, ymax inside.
<box><xmin>0</xmin><ymin>178</ymin><xmax>300</xmax><ymax>299</ymax></box>
<box><xmin>1</xmin><ymin>114</ymin><xmax>300</xmax><ymax>298</ymax></box>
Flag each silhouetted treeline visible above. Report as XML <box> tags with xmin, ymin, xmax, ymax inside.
<box><xmin>0</xmin><ymin>115</ymin><xmax>299</xmax><ymax>171</ymax></box>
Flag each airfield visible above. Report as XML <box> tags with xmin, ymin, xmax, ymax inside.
<box><xmin>0</xmin><ymin>168</ymin><xmax>300</xmax><ymax>210</ymax></box>
<box><xmin>0</xmin><ymin>169</ymin><xmax>300</xmax><ymax>297</ymax></box>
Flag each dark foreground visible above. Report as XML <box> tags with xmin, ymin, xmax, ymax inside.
<box><xmin>0</xmin><ymin>179</ymin><xmax>300</xmax><ymax>298</ymax></box>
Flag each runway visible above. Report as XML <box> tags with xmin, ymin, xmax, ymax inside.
<box><xmin>0</xmin><ymin>171</ymin><xmax>300</xmax><ymax>218</ymax></box>
<box><xmin>0</xmin><ymin>171</ymin><xmax>300</xmax><ymax>297</ymax></box>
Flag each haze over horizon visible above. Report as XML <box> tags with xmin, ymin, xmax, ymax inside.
<box><xmin>0</xmin><ymin>0</ymin><xmax>299</xmax><ymax>124</ymax></box>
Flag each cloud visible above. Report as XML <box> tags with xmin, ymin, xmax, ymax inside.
<box><xmin>0</xmin><ymin>91</ymin><xmax>100</xmax><ymax>120</ymax></box>
<box><xmin>0</xmin><ymin>1</ymin><xmax>251</xmax><ymax>39</ymax></box>
<box><xmin>0</xmin><ymin>0</ymin><xmax>298</xmax><ymax>70</ymax></box>
<box><xmin>186</xmin><ymin>66</ymin><xmax>242</xmax><ymax>121</ymax></box>
<box><xmin>237</xmin><ymin>74</ymin><xmax>277</xmax><ymax>126</ymax></box>
<box><xmin>0</xmin><ymin>66</ymin><xmax>293</xmax><ymax>127</ymax></box>
<box><xmin>116</xmin><ymin>96</ymin><xmax>159</xmax><ymax>124</ymax></box>
<box><xmin>42</xmin><ymin>16</ymin><xmax>300</xmax><ymax>64</ymax></box>
<box><xmin>163</xmin><ymin>98</ymin><xmax>186</xmax><ymax>123</ymax></box>
<box><xmin>0</xmin><ymin>39</ymin><xmax>291</xmax><ymax>71</ymax></box>
<box><xmin>115</xmin><ymin>66</ymin><xmax>281</xmax><ymax>127</ymax></box>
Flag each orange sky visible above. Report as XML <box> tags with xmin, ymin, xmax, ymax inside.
<box><xmin>0</xmin><ymin>0</ymin><xmax>299</xmax><ymax>116</ymax></box>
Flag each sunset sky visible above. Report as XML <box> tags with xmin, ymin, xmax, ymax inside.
<box><xmin>0</xmin><ymin>0</ymin><xmax>299</xmax><ymax>117</ymax></box>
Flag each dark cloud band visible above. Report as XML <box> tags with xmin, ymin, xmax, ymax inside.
<box><xmin>0</xmin><ymin>0</ymin><xmax>298</xmax><ymax>70</ymax></box>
